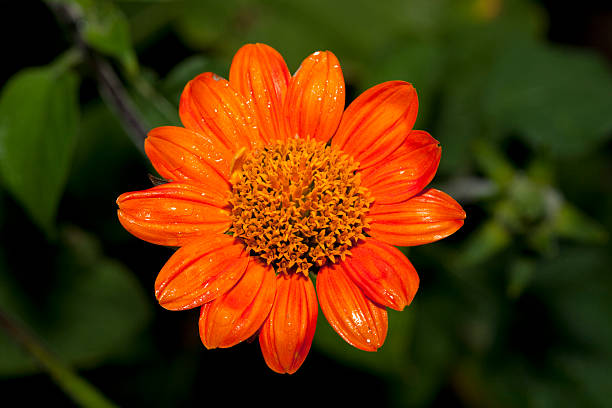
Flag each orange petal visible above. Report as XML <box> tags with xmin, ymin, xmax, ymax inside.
<box><xmin>317</xmin><ymin>263</ymin><xmax>388</xmax><ymax>351</ymax></box>
<box><xmin>116</xmin><ymin>182</ymin><xmax>230</xmax><ymax>246</ymax></box>
<box><xmin>283</xmin><ymin>50</ymin><xmax>345</xmax><ymax>143</ymax></box>
<box><xmin>145</xmin><ymin>126</ymin><xmax>232</xmax><ymax>193</ymax></box>
<box><xmin>342</xmin><ymin>238</ymin><xmax>419</xmax><ymax>311</ymax></box>
<box><xmin>259</xmin><ymin>273</ymin><xmax>318</xmax><ymax>374</ymax></box>
<box><xmin>179</xmin><ymin>72</ymin><xmax>263</xmax><ymax>152</ymax></box>
<box><xmin>154</xmin><ymin>235</ymin><xmax>249</xmax><ymax>311</ymax></box>
<box><xmin>199</xmin><ymin>261</ymin><xmax>276</xmax><ymax>349</ymax></box>
<box><xmin>331</xmin><ymin>81</ymin><xmax>418</xmax><ymax>170</ymax></box>
<box><xmin>368</xmin><ymin>188</ymin><xmax>466</xmax><ymax>246</ymax></box>
<box><xmin>361</xmin><ymin>130</ymin><xmax>441</xmax><ymax>204</ymax></box>
<box><xmin>229</xmin><ymin>43</ymin><xmax>291</xmax><ymax>143</ymax></box>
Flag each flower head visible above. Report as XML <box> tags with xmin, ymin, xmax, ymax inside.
<box><xmin>117</xmin><ymin>43</ymin><xmax>465</xmax><ymax>374</ymax></box>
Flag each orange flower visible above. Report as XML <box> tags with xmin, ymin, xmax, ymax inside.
<box><xmin>117</xmin><ymin>43</ymin><xmax>465</xmax><ymax>374</ymax></box>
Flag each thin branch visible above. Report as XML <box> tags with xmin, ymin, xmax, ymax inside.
<box><xmin>0</xmin><ymin>308</ymin><xmax>117</xmax><ymax>408</ymax></box>
<box><xmin>47</xmin><ymin>0</ymin><xmax>148</xmax><ymax>152</ymax></box>
<box><xmin>94</xmin><ymin>56</ymin><xmax>149</xmax><ymax>151</ymax></box>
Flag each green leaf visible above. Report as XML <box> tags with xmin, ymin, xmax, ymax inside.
<box><xmin>128</xmin><ymin>71</ymin><xmax>180</xmax><ymax>129</ymax></box>
<box><xmin>472</xmin><ymin>139</ymin><xmax>516</xmax><ymax>188</ymax></box>
<box><xmin>434</xmin><ymin>11</ymin><xmax>540</xmax><ymax>174</ymax></box>
<box><xmin>457</xmin><ymin>220</ymin><xmax>512</xmax><ymax>267</ymax></box>
<box><xmin>0</xmin><ymin>66</ymin><xmax>79</xmax><ymax>236</ymax></box>
<box><xmin>369</xmin><ymin>40</ymin><xmax>445</xmax><ymax>127</ymax></box>
<box><xmin>553</xmin><ymin>202</ymin><xmax>608</xmax><ymax>244</ymax></box>
<box><xmin>51</xmin><ymin>0</ymin><xmax>138</xmax><ymax>74</ymax></box>
<box><xmin>553</xmin><ymin>353</ymin><xmax>612</xmax><ymax>407</ymax></box>
<box><xmin>161</xmin><ymin>56</ymin><xmax>221</xmax><ymax>103</ymax></box>
<box><xmin>78</xmin><ymin>0</ymin><xmax>138</xmax><ymax>75</ymax></box>
<box><xmin>174</xmin><ymin>0</ymin><xmax>244</xmax><ymax>51</ymax></box>
<box><xmin>0</xmin><ymin>227</ymin><xmax>152</xmax><ymax>376</ymax></box>
<box><xmin>483</xmin><ymin>42</ymin><xmax>612</xmax><ymax>157</ymax></box>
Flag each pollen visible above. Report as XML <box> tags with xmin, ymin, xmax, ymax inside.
<box><xmin>229</xmin><ymin>138</ymin><xmax>373</xmax><ymax>276</ymax></box>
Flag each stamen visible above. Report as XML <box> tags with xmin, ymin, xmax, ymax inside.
<box><xmin>229</xmin><ymin>138</ymin><xmax>373</xmax><ymax>276</ymax></box>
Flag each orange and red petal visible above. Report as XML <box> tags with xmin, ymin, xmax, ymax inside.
<box><xmin>361</xmin><ymin>130</ymin><xmax>441</xmax><ymax>204</ymax></box>
<box><xmin>368</xmin><ymin>188</ymin><xmax>466</xmax><ymax>247</ymax></box>
<box><xmin>145</xmin><ymin>126</ymin><xmax>232</xmax><ymax>193</ymax></box>
<box><xmin>259</xmin><ymin>273</ymin><xmax>318</xmax><ymax>374</ymax></box>
<box><xmin>199</xmin><ymin>261</ymin><xmax>276</xmax><ymax>349</ymax></box>
<box><xmin>179</xmin><ymin>72</ymin><xmax>263</xmax><ymax>152</ymax></box>
<box><xmin>317</xmin><ymin>263</ymin><xmax>388</xmax><ymax>351</ymax></box>
<box><xmin>154</xmin><ymin>235</ymin><xmax>249</xmax><ymax>311</ymax></box>
<box><xmin>116</xmin><ymin>182</ymin><xmax>230</xmax><ymax>247</ymax></box>
<box><xmin>229</xmin><ymin>43</ymin><xmax>291</xmax><ymax>144</ymax></box>
<box><xmin>331</xmin><ymin>81</ymin><xmax>418</xmax><ymax>170</ymax></box>
<box><xmin>283</xmin><ymin>50</ymin><xmax>345</xmax><ymax>143</ymax></box>
<box><xmin>342</xmin><ymin>238</ymin><xmax>419</xmax><ymax>311</ymax></box>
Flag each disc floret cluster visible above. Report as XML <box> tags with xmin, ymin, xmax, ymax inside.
<box><xmin>229</xmin><ymin>138</ymin><xmax>373</xmax><ymax>276</ymax></box>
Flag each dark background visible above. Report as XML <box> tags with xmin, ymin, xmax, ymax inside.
<box><xmin>1</xmin><ymin>1</ymin><xmax>611</xmax><ymax>407</ymax></box>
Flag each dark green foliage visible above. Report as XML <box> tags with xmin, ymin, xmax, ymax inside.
<box><xmin>0</xmin><ymin>0</ymin><xmax>611</xmax><ymax>406</ymax></box>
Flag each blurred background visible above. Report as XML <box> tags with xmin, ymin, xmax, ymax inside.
<box><xmin>1</xmin><ymin>0</ymin><xmax>611</xmax><ymax>406</ymax></box>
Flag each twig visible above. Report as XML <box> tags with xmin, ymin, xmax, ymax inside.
<box><xmin>47</xmin><ymin>0</ymin><xmax>148</xmax><ymax>152</ymax></box>
<box><xmin>0</xmin><ymin>307</ymin><xmax>117</xmax><ymax>408</ymax></box>
<box><xmin>95</xmin><ymin>56</ymin><xmax>149</xmax><ymax>151</ymax></box>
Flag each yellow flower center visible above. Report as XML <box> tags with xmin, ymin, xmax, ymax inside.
<box><xmin>229</xmin><ymin>138</ymin><xmax>372</xmax><ymax>276</ymax></box>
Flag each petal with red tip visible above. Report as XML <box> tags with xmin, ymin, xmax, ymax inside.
<box><xmin>259</xmin><ymin>273</ymin><xmax>318</xmax><ymax>374</ymax></box>
<box><xmin>332</xmin><ymin>81</ymin><xmax>418</xmax><ymax>170</ymax></box>
<box><xmin>145</xmin><ymin>126</ymin><xmax>232</xmax><ymax>193</ymax></box>
<box><xmin>361</xmin><ymin>130</ymin><xmax>441</xmax><ymax>204</ymax></box>
<box><xmin>284</xmin><ymin>51</ymin><xmax>345</xmax><ymax>143</ymax></box>
<box><xmin>317</xmin><ymin>263</ymin><xmax>388</xmax><ymax>351</ymax></box>
<box><xmin>199</xmin><ymin>261</ymin><xmax>276</xmax><ymax>349</ymax></box>
<box><xmin>229</xmin><ymin>43</ymin><xmax>291</xmax><ymax>143</ymax></box>
<box><xmin>154</xmin><ymin>235</ymin><xmax>248</xmax><ymax>311</ymax></box>
<box><xmin>116</xmin><ymin>182</ymin><xmax>230</xmax><ymax>246</ymax></box>
<box><xmin>179</xmin><ymin>72</ymin><xmax>263</xmax><ymax>152</ymax></box>
<box><xmin>342</xmin><ymin>238</ymin><xmax>419</xmax><ymax>311</ymax></box>
<box><xmin>368</xmin><ymin>188</ymin><xmax>466</xmax><ymax>247</ymax></box>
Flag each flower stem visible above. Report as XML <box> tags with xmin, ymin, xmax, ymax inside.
<box><xmin>0</xmin><ymin>308</ymin><xmax>118</xmax><ymax>408</ymax></box>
